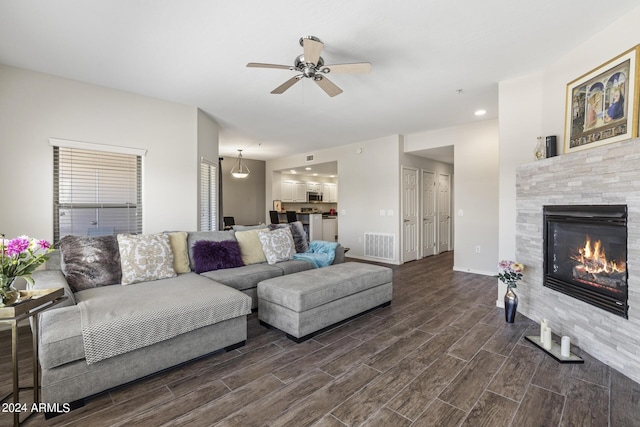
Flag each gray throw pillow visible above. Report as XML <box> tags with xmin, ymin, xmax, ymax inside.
<box><xmin>288</xmin><ymin>221</ymin><xmax>309</xmax><ymax>253</ymax></box>
<box><xmin>59</xmin><ymin>235</ymin><xmax>122</xmax><ymax>292</ymax></box>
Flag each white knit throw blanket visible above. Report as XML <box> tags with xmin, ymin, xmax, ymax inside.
<box><xmin>77</xmin><ymin>274</ymin><xmax>251</xmax><ymax>364</ymax></box>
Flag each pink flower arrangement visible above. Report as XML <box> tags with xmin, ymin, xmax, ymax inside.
<box><xmin>497</xmin><ymin>260</ymin><xmax>524</xmax><ymax>289</ymax></box>
<box><xmin>1</xmin><ymin>234</ymin><xmax>54</xmax><ymax>288</ymax></box>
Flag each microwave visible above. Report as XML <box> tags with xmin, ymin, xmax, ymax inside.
<box><xmin>307</xmin><ymin>191</ymin><xmax>323</xmax><ymax>202</ymax></box>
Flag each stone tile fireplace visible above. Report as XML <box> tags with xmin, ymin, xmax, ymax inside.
<box><xmin>516</xmin><ymin>137</ymin><xmax>640</xmax><ymax>384</ymax></box>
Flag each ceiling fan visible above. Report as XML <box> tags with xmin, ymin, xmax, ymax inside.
<box><xmin>247</xmin><ymin>36</ymin><xmax>371</xmax><ymax>97</ymax></box>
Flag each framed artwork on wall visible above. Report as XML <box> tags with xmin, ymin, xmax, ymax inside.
<box><xmin>564</xmin><ymin>45</ymin><xmax>640</xmax><ymax>154</ymax></box>
<box><xmin>273</xmin><ymin>200</ymin><xmax>282</xmax><ymax>212</ymax></box>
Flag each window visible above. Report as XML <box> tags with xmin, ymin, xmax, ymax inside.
<box><xmin>52</xmin><ymin>140</ymin><xmax>143</xmax><ymax>242</ymax></box>
<box><xmin>200</xmin><ymin>159</ymin><xmax>217</xmax><ymax>231</ymax></box>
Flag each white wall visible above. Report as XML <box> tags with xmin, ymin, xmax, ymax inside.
<box><xmin>497</xmin><ymin>71</ymin><xmax>544</xmax><ymax>304</ymax></box>
<box><xmin>197</xmin><ymin>109</ymin><xmax>220</xmax><ymax>170</ymax></box>
<box><xmin>267</xmin><ymin>135</ymin><xmax>402</xmax><ymax>263</ymax></box>
<box><xmin>0</xmin><ymin>65</ymin><xmax>203</xmax><ymax>240</ymax></box>
<box><xmin>498</xmin><ymin>5</ymin><xmax>640</xmax><ymax>301</ymax></box>
<box><xmin>197</xmin><ymin>109</ymin><xmax>222</xmax><ymax>229</ymax></box>
<box><xmin>539</xmin><ymin>8</ymin><xmax>640</xmax><ymax>141</ymax></box>
<box><xmin>404</xmin><ymin>119</ymin><xmax>499</xmax><ymax>274</ymax></box>
<box><xmin>266</xmin><ymin>120</ymin><xmax>497</xmax><ymax>271</ymax></box>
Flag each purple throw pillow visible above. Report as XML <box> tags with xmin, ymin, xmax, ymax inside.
<box><xmin>192</xmin><ymin>240</ymin><xmax>244</xmax><ymax>274</ymax></box>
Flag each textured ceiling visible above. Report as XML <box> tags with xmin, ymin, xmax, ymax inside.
<box><xmin>1</xmin><ymin>1</ymin><xmax>638</xmax><ymax>161</ymax></box>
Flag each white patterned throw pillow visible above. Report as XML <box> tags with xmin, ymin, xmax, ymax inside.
<box><xmin>258</xmin><ymin>228</ymin><xmax>296</xmax><ymax>265</ymax></box>
<box><xmin>117</xmin><ymin>233</ymin><xmax>177</xmax><ymax>285</ymax></box>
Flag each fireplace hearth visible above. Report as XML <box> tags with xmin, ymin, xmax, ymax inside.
<box><xmin>543</xmin><ymin>205</ymin><xmax>628</xmax><ymax>318</ymax></box>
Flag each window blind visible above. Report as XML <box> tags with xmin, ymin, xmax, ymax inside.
<box><xmin>200</xmin><ymin>159</ymin><xmax>217</xmax><ymax>231</ymax></box>
<box><xmin>53</xmin><ymin>146</ymin><xmax>142</xmax><ymax>241</ymax></box>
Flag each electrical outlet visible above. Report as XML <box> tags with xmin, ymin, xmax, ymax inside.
<box><xmin>475</xmin><ymin>246</ymin><xmax>481</xmax><ymax>253</ymax></box>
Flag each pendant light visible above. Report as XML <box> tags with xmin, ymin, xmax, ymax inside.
<box><xmin>230</xmin><ymin>149</ymin><xmax>250</xmax><ymax>178</ymax></box>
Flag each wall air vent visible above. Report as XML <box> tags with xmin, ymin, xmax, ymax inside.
<box><xmin>364</xmin><ymin>233</ymin><xmax>395</xmax><ymax>261</ymax></box>
<box><xmin>306</xmin><ymin>154</ymin><xmax>314</xmax><ymax>162</ymax></box>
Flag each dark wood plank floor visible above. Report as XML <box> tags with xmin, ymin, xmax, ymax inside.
<box><xmin>2</xmin><ymin>252</ymin><xmax>640</xmax><ymax>426</ymax></box>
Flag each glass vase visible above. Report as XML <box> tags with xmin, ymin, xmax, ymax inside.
<box><xmin>0</xmin><ymin>276</ymin><xmax>20</xmax><ymax>307</ymax></box>
<box><xmin>504</xmin><ymin>287</ymin><xmax>518</xmax><ymax>323</ymax></box>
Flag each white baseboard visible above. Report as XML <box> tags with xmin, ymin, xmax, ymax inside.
<box><xmin>452</xmin><ymin>266</ymin><xmax>495</xmax><ymax>276</ymax></box>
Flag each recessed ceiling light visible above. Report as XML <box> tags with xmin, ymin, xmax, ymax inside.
<box><xmin>305</xmin><ymin>167</ymin><xmax>312</xmax><ymax>170</ymax></box>
<box><xmin>290</xmin><ymin>169</ymin><xmax>297</xmax><ymax>174</ymax></box>
<box><xmin>313</xmin><ymin>173</ymin><xmax>318</xmax><ymax>176</ymax></box>
<box><xmin>475</xmin><ymin>109</ymin><xmax>487</xmax><ymax>116</ymax></box>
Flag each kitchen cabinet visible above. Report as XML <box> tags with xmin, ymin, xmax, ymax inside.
<box><xmin>322</xmin><ymin>183</ymin><xmax>338</xmax><ymax>202</ymax></box>
<box><xmin>307</xmin><ymin>182</ymin><xmax>321</xmax><ymax>192</ymax></box>
<box><xmin>283</xmin><ymin>179</ymin><xmax>336</xmax><ymax>203</ymax></box>
<box><xmin>294</xmin><ymin>182</ymin><xmax>307</xmax><ymax>202</ymax></box>
<box><xmin>281</xmin><ymin>181</ymin><xmax>294</xmax><ymax>202</ymax></box>
<box><xmin>282</xmin><ymin>181</ymin><xmax>307</xmax><ymax>202</ymax></box>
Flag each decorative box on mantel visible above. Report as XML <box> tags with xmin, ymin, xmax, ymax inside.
<box><xmin>515</xmin><ymin>136</ymin><xmax>640</xmax><ymax>385</ymax></box>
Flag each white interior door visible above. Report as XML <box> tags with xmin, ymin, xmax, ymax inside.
<box><xmin>402</xmin><ymin>167</ymin><xmax>418</xmax><ymax>262</ymax></box>
<box><xmin>422</xmin><ymin>170</ymin><xmax>437</xmax><ymax>257</ymax></box>
<box><xmin>438</xmin><ymin>173</ymin><xmax>451</xmax><ymax>253</ymax></box>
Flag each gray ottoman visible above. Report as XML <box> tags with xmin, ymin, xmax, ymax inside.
<box><xmin>257</xmin><ymin>262</ymin><xmax>393</xmax><ymax>342</ymax></box>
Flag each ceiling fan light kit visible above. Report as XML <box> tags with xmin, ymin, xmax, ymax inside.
<box><xmin>230</xmin><ymin>149</ymin><xmax>250</xmax><ymax>178</ymax></box>
<box><xmin>247</xmin><ymin>35</ymin><xmax>371</xmax><ymax>97</ymax></box>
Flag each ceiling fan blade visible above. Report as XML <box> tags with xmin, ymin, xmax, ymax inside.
<box><xmin>314</xmin><ymin>76</ymin><xmax>343</xmax><ymax>97</ymax></box>
<box><xmin>322</xmin><ymin>62</ymin><xmax>372</xmax><ymax>74</ymax></box>
<box><xmin>303</xmin><ymin>37</ymin><xmax>324</xmax><ymax>65</ymax></box>
<box><xmin>271</xmin><ymin>76</ymin><xmax>302</xmax><ymax>94</ymax></box>
<box><xmin>247</xmin><ymin>62</ymin><xmax>293</xmax><ymax>70</ymax></box>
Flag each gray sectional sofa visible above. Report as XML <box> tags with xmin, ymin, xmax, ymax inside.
<box><xmin>189</xmin><ymin>230</ymin><xmax>344</xmax><ymax>309</ymax></box>
<box><xmin>31</xmin><ymin>225</ymin><xmax>344</xmax><ymax>410</ymax></box>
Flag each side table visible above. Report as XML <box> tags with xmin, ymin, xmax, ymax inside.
<box><xmin>0</xmin><ymin>288</ymin><xmax>66</xmax><ymax>427</ymax></box>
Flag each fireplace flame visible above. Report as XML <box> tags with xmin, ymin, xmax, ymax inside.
<box><xmin>571</xmin><ymin>235</ymin><xmax>625</xmax><ymax>274</ymax></box>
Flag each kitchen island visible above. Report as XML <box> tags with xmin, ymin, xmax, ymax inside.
<box><xmin>322</xmin><ymin>216</ymin><xmax>338</xmax><ymax>241</ymax></box>
<box><xmin>295</xmin><ymin>213</ymin><xmax>323</xmax><ymax>241</ymax></box>
<box><xmin>274</xmin><ymin>212</ymin><xmax>323</xmax><ymax>241</ymax></box>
